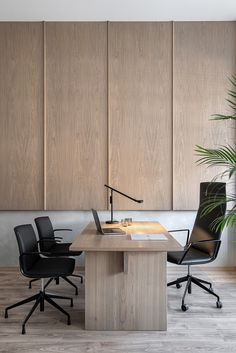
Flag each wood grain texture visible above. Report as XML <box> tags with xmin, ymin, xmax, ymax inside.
<box><xmin>108</xmin><ymin>22</ymin><xmax>172</xmax><ymax>210</ymax></box>
<box><xmin>45</xmin><ymin>22</ymin><xmax>107</xmax><ymax>210</ymax></box>
<box><xmin>85</xmin><ymin>251</ymin><xmax>167</xmax><ymax>330</ymax></box>
<box><xmin>71</xmin><ymin>221</ymin><xmax>181</xmax><ymax>330</ymax></box>
<box><xmin>70</xmin><ymin>221</ymin><xmax>183</xmax><ymax>252</ymax></box>
<box><xmin>173</xmin><ymin>22</ymin><xmax>236</xmax><ymax>210</ymax></box>
<box><xmin>0</xmin><ymin>23</ymin><xmax>44</xmax><ymax>210</ymax></box>
<box><xmin>1</xmin><ymin>267</ymin><xmax>236</xmax><ymax>352</ymax></box>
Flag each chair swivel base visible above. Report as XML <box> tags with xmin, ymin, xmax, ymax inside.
<box><xmin>71</xmin><ymin>274</ymin><xmax>83</xmax><ymax>284</ymax></box>
<box><xmin>29</xmin><ymin>274</ymin><xmax>83</xmax><ymax>295</ymax></box>
<box><xmin>167</xmin><ymin>274</ymin><xmax>222</xmax><ymax>311</ymax></box>
<box><xmin>5</xmin><ymin>290</ymin><xmax>73</xmax><ymax>334</ymax></box>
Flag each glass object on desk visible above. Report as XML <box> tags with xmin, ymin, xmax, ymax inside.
<box><xmin>125</xmin><ymin>218</ymin><xmax>132</xmax><ymax>226</ymax></box>
<box><xmin>121</xmin><ymin>218</ymin><xmax>132</xmax><ymax>227</ymax></box>
<box><xmin>121</xmin><ymin>219</ymin><xmax>128</xmax><ymax>227</ymax></box>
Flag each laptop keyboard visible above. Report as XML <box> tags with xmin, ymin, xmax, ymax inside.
<box><xmin>103</xmin><ymin>228</ymin><xmax>122</xmax><ymax>233</ymax></box>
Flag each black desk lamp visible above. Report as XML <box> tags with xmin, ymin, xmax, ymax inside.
<box><xmin>104</xmin><ymin>184</ymin><xmax>143</xmax><ymax>224</ymax></box>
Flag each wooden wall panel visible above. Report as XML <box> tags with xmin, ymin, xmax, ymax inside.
<box><xmin>173</xmin><ymin>22</ymin><xmax>236</xmax><ymax>210</ymax></box>
<box><xmin>46</xmin><ymin>23</ymin><xmax>107</xmax><ymax>210</ymax></box>
<box><xmin>0</xmin><ymin>23</ymin><xmax>44</xmax><ymax>210</ymax></box>
<box><xmin>109</xmin><ymin>22</ymin><xmax>172</xmax><ymax>210</ymax></box>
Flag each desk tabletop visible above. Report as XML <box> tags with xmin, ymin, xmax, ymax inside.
<box><xmin>70</xmin><ymin>221</ymin><xmax>183</xmax><ymax>252</ymax></box>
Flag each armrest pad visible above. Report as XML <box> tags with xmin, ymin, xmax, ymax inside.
<box><xmin>20</xmin><ymin>251</ymin><xmax>51</xmax><ymax>257</ymax></box>
<box><xmin>190</xmin><ymin>239</ymin><xmax>221</xmax><ymax>246</ymax></box>
<box><xmin>53</xmin><ymin>228</ymin><xmax>72</xmax><ymax>232</ymax></box>
<box><xmin>37</xmin><ymin>238</ymin><xmax>61</xmax><ymax>244</ymax></box>
<box><xmin>168</xmin><ymin>229</ymin><xmax>190</xmax><ymax>233</ymax></box>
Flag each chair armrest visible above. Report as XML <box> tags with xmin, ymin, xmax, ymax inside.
<box><xmin>168</xmin><ymin>229</ymin><xmax>190</xmax><ymax>245</ymax></box>
<box><xmin>191</xmin><ymin>239</ymin><xmax>221</xmax><ymax>245</ymax></box>
<box><xmin>20</xmin><ymin>251</ymin><xmax>52</xmax><ymax>257</ymax></box>
<box><xmin>53</xmin><ymin>228</ymin><xmax>72</xmax><ymax>233</ymax></box>
<box><xmin>179</xmin><ymin>239</ymin><xmax>221</xmax><ymax>264</ymax></box>
<box><xmin>37</xmin><ymin>237</ymin><xmax>62</xmax><ymax>245</ymax></box>
<box><xmin>37</xmin><ymin>238</ymin><xmax>62</xmax><ymax>244</ymax></box>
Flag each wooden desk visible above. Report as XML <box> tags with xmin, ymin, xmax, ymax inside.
<box><xmin>70</xmin><ymin>221</ymin><xmax>182</xmax><ymax>331</ymax></box>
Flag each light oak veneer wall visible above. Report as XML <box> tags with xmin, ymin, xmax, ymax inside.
<box><xmin>0</xmin><ymin>21</ymin><xmax>235</xmax><ymax>211</ymax></box>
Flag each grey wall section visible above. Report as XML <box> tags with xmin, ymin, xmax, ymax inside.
<box><xmin>0</xmin><ymin>211</ymin><xmax>235</xmax><ymax>267</ymax></box>
<box><xmin>0</xmin><ymin>0</ymin><xmax>235</xmax><ymax>21</ymax></box>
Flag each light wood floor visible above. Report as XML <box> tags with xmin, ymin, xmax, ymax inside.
<box><xmin>0</xmin><ymin>267</ymin><xmax>236</xmax><ymax>353</ymax></box>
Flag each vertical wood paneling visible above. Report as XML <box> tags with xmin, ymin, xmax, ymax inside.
<box><xmin>46</xmin><ymin>23</ymin><xmax>107</xmax><ymax>210</ymax></box>
<box><xmin>173</xmin><ymin>22</ymin><xmax>236</xmax><ymax>210</ymax></box>
<box><xmin>109</xmin><ymin>22</ymin><xmax>172</xmax><ymax>210</ymax></box>
<box><xmin>0</xmin><ymin>21</ymin><xmax>235</xmax><ymax>211</ymax></box>
<box><xmin>0</xmin><ymin>23</ymin><xmax>44</xmax><ymax>210</ymax></box>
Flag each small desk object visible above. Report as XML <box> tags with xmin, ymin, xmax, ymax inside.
<box><xmin>70</xmin><ymin>221</ymin><xmax>182</xmax><ymax>331</ymax></box>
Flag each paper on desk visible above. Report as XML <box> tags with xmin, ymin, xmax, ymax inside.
<box><xmin>130</xmin><ymin>234</ymin><xmax>167</xmax><ymax>241</ymax></box>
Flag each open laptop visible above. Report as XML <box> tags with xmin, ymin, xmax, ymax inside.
<box><xmin>91</xmin><ymin>209</ymin><xmax>126</xmax><ymax>235</ymax></box>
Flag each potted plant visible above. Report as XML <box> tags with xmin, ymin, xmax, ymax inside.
<box><xmin>195</xmin><ymin>76</ymin><xmax>236</xmax><ymax>231</ymax></box>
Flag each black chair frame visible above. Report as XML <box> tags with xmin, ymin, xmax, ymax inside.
<box><xmin>167</xmin><ymin>229</ymin><xmax>222</xmax><ymax>311</ymax></box>
<box><xmin>5</xmin><ymin>252</ymin><xmax>73</xmax><ymax>334</ymax></box>
<box><xmin>29</xmin><ymin>230</ymin><xmax>83</xmax><ymax>295</ymax></box>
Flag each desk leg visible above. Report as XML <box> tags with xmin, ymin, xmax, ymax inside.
<box><xmin>85</xmin><ymin>251</ymin><xmax>167</xmax><ymax>330</ymax></box>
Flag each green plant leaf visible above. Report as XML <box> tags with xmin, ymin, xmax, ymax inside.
<box><xmin>195</xmin><ymin>75</ymin><xmax>236</xmax><ymax>232</ymax></box>
<box><xmin>195</xmin><ymin>145</ymin><xmax>236</xmax><ymax>180</ymax></box>
<box><xmin>211</xmin><ymin>114</ymin><xmax>236</xmax><ymax>120</ymax></box>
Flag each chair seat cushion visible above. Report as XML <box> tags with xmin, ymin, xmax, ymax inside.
<box><xmin>49</xmin><ymin>242</ymin><xmax>82</xmax><ymax>256</ymax></box>
<box><xmin>167</xmin><ymin>247</ymin><xmax>212</xmax><ymax>265</ymax></box>
<box><xmin>26</xmin><ymin>257</ymin><xmax>75</xmax><ymax>278</ymax></box>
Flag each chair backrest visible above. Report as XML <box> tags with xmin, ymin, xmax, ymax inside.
<box><xmin>14</xmin><ymin>224</ymin><xmax>40</xmax><ymax>274</ymax></box>
<box><xmin>190</xmin><ymin>182</ymin><xmax>226</xmax><ymax>258</ymax></box>
<box><xmin>34</xmin><ymin>216</ymin><xmax>56</xmax><ymax>251</ymax></box>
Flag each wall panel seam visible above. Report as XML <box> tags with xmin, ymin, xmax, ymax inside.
<box><xmin>43</xmin><ymin>21</ymin><xmax>47</xmax><ymax>210</ymax></box>
<box><xmin>107</xmin><ymin>21</ymin><xmax>110</xmax><ymax>210</ymax></box>
<box><xmin>171</xmin><ymin>21</ymin><xmax>174</xmax><ymax>211</ymax></box>
<box><xmin>172</xmin><ymin>21</ymin><xmax>174</xmax><ymax>211</ymax></box>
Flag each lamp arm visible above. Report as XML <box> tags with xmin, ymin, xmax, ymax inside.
<box><xmin>104</xmin><ymin>184</ymin><xmax>143</xmax><ymax>203</ymax></box>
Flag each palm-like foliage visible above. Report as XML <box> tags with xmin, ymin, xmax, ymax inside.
<box><xmin>195</xmin><ymin>76</ymin><xmax>236</xmax><ymax>232</ymax></box>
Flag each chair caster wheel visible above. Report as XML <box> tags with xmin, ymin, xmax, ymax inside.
<box><xmin>67</xmin><ymin>317</ymin><xmax>71</xmax><ymax>325</ymax></box>
<box><xmin>22</xmin><ymin>326</ymin><xmax>26</xmax><ymax>334</ymax></box>
<box><xmin>176</xmin><ymin>283</ymin><xmax>182</xmax><ymax>289</ymax></box>
<box><xmin>181</xmin><ymin>304</ymin><xmax>189</xmax><ymax>312</ymax></box>
<box><xmin>216</xmin><ymin>300</ymin><xmax>222</xmax><ymax>309</ymax></box>
<box><xmin>4</xmin><ymin>311</ymin><xmax>8</xmax><ymax>318</ymax></box>
<box><xmin>70</xmin><ymin>299</ymin><xmax>73</xmax><ymax>307</ymax></box>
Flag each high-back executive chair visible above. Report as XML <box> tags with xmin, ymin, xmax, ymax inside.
<box><xmin>5</xmin><ymin>224</ymin><xmax>75</xmax><ymax>334</ymax></box>
<box><xmin>167</xmin><ymin>182</ymin><xmax>226</xmax><ymax>311</ymax></box>
<box><xmin>31</xmin><ymin>216</ymin><xmax>83</xmax><ymax>295</ymax></box>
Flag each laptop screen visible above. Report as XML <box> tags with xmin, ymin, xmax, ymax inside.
<box><xmin>91</xmin><ymin>209</ymin><xmax>103</xmax><ymax>234</ymax></box>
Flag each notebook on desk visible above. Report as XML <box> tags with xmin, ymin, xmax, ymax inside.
<box><xmin>91</xmin><ymin>209</ymin><xmax>126</xmax><ymax>235</ymax></box>
<box><xmin>130</xmin><ymin>234</ymin><xmax>167</xmax><ymax>241</ymax></box>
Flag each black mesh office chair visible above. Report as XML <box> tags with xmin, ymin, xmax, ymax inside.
<box><xmin>167</xmin><ymin>182</ymin><xmax>226</xmax><ymax>311</ymax></box>
<box><xmin>29</xmin><ymin>216</ymin><xmax>83</xmax><ymax>295</ymax></box>
<box><xmin>5</xmin><ymin>224</ymin><xmax>75</xmax><ymax>334</ymax></box>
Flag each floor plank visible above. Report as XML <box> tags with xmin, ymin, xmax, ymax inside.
<box><xmin>0</xmin><ymin>267</ymin><xmax>236</xmax><ymax>353</ymax></box>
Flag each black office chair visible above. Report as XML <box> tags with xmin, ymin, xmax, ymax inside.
<box><xmin>29</xmin><ymin>216</ymin><xmax>83</xmax><ymax>295</ymax></box>
<box><xmin>5</xmin><ymin>224</ymin><xmax>75</xmax><ymax>334</ymax></box>
<box><xmin>167</xmin><ymin>182</ymin><xmax>226</xmax><ymax>311</ymax></box>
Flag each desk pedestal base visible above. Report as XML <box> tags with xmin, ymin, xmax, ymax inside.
<box><xmin>85</xmin><ymin>251</ymin><xmax>167</xmax><ymax>330</ymax></box>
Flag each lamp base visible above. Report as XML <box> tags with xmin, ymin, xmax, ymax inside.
<box><xmin>106</xmin><ymin>220</ymin><xmax>119</xmax><ymax>224</ymax></box>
